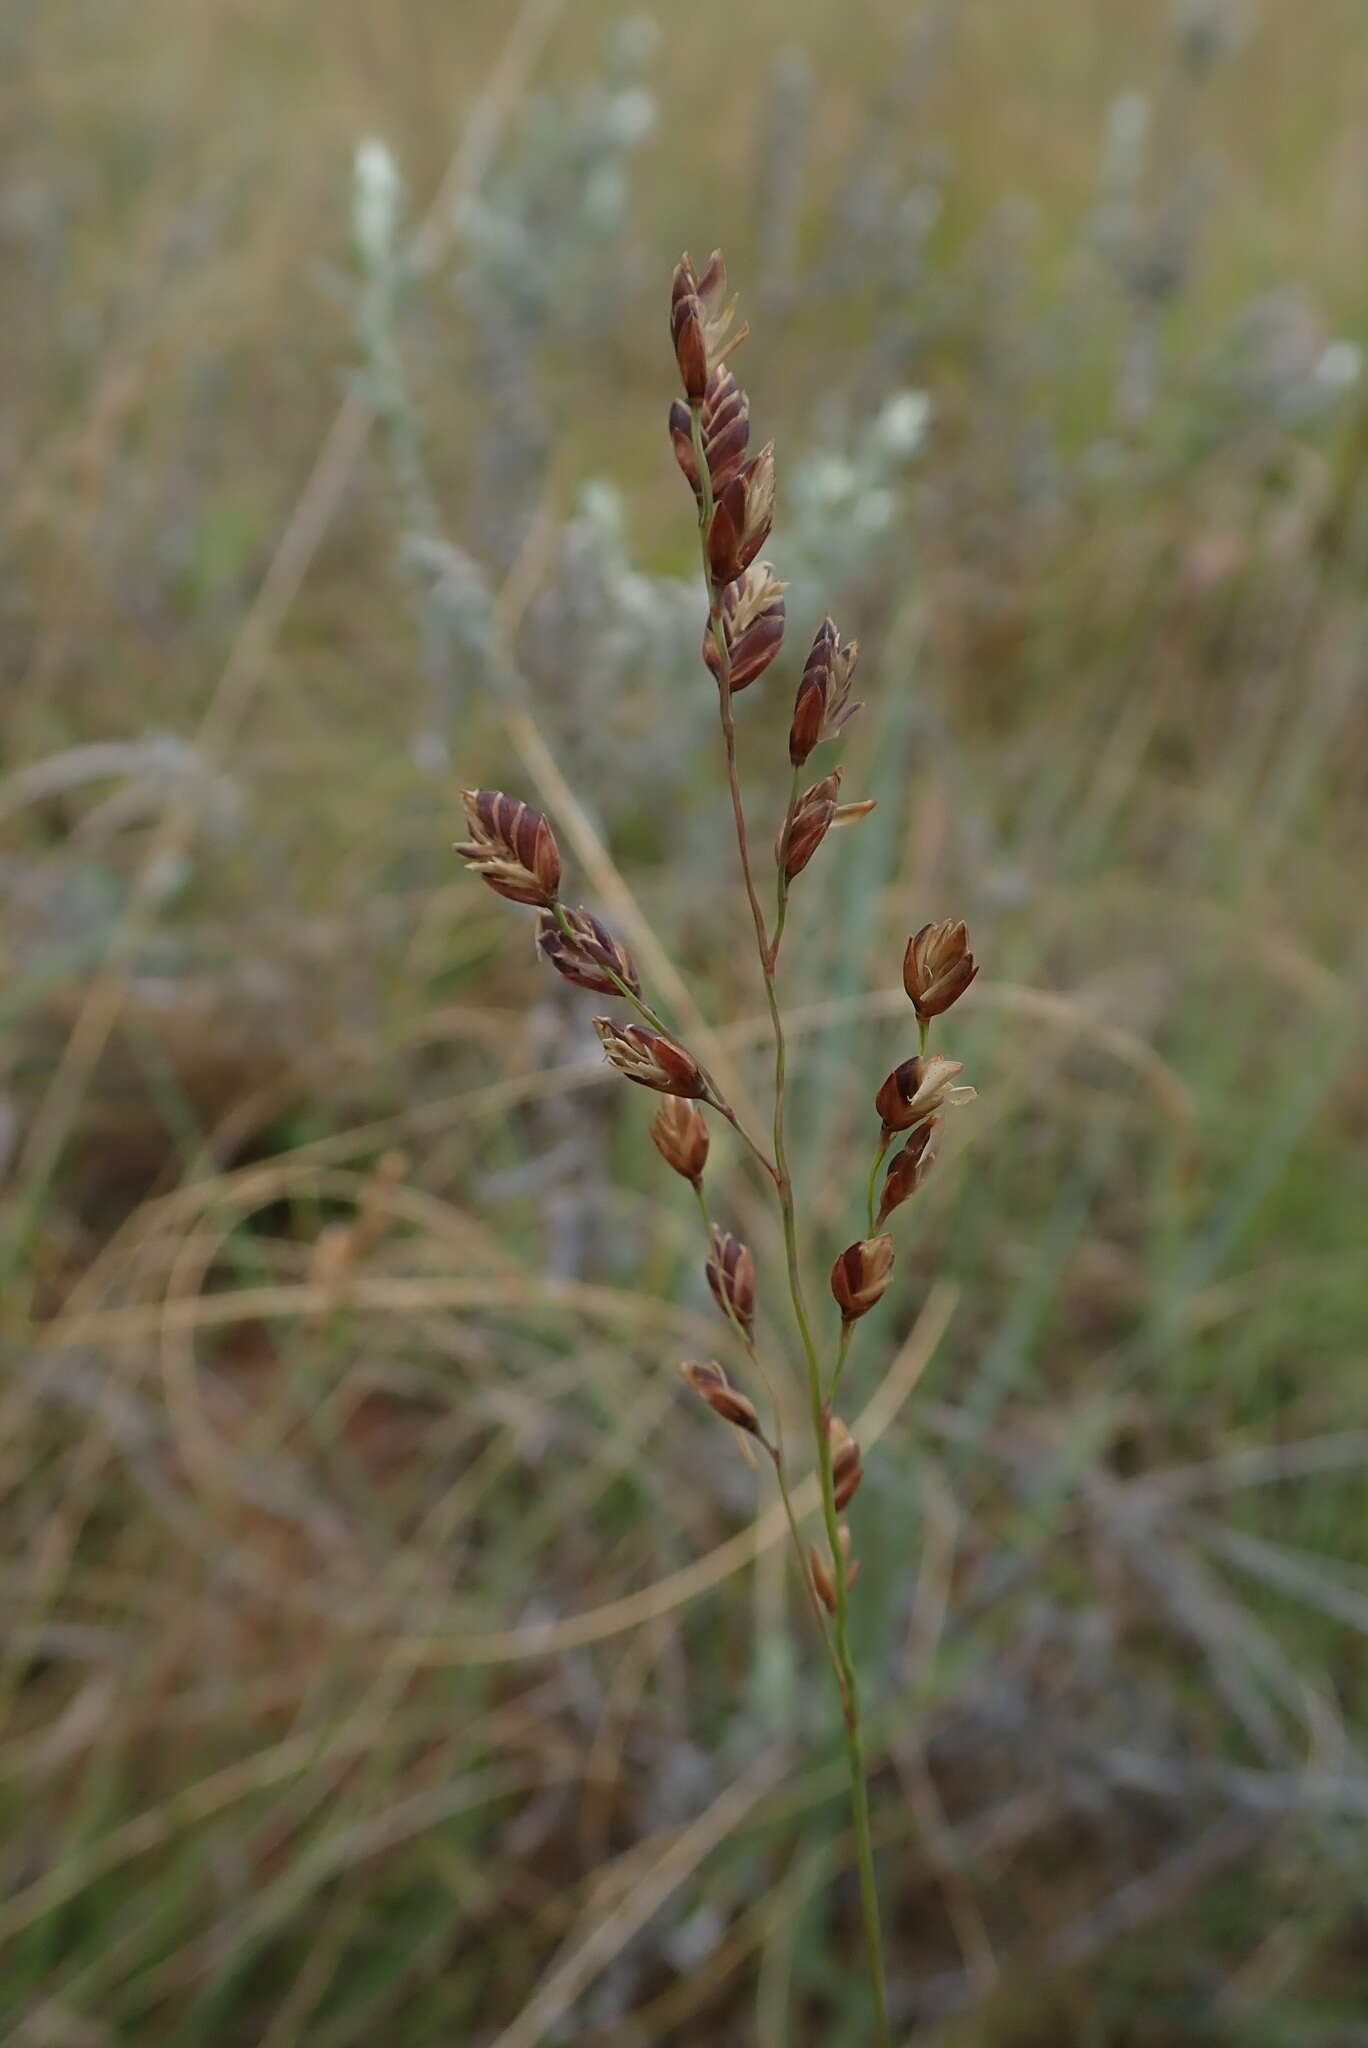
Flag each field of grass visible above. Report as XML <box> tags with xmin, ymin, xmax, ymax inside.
<box><xmin>3</xmin><ymin>1</ymin><xmax>1367</xmax><ymax>2041</ymax></box>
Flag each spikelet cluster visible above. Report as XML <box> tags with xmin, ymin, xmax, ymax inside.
<box><xmin>457</xmin><ymin>246</ymin><xmax>984</xmax><ymax>1692</ymax></box>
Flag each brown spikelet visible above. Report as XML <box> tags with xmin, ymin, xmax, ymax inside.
<box><xmin>670</xmin><ymin>261</ymin><xmax>708</xmax><ymax>402</ymax></box>
<box><xmin>788</xmin><ymin>617</ymin><xmax>863</xmax><ymax>767</ymax></box>
<box><xmin>669</xmin><ymin>366</ymin><xmax>754</xmax><ymax>511</ymax></box>
<box><xmin>809</xmin><ymin>1524</ymin><xmax>857</xmax><ymax>1613</ymax></box>
<box><xmin>780</xmin><ymin>771</ymin><xmax>842</xmax><ymax>882</ymax></box>
<box><xmin>828</xmin><ymin>1415</ymin><xmax>863</xmax><ymax>1511</ymax></box>
<box><xmin>876</xmin><ymin>1118</ymin><xmax>939</xmax><ymax>1227</ymax></box>
<box><xmin>593</xmin><ymin>1019</ymin><xmax>706</xmax><ymax>1097</ymax></box>
<box><xmin>903</xmin><ymin>920</ymin><xmax>978</xmax><ymax>1022</ymax></box>
<box><xmin>649</xmin><ymin>1093</ymin><xmax>710</xmax><ymax>1184</ymax></box>
<box><xmin>670</xmin><ymin>250</ymin><xmax>746</xmax><ymax>404</ymax></box>
<box><xmin>678</xmin><ymin>1359</ymin><xmax>762</xmax><ymax>1436</ymax></box>
<box><xmin>701</xmin><ymin>365</ymin><xmax>751</xmax><ymax>493</ymax></box>
<box><xmin>668</xmin><ymin>398</ymin><xmax>700</xmax><ymax>489</ymax></box>
<box><xmin>830</xmin><ymin>1234</ymin><xmax>895</xmax><ymax>1323</ymax></box>
<box><xmin>809</xmin><ymin>1544</ymin><xmax>836</xmax><ymax>1613</ymax></box>
<box><xmin>702</xmin><ymin>560</ymin><xmax>786</xmax><ymax>692</ymax></box>
<box><xmin>535</xmin><ymin>907</ymin><xmax>640</xmax><ymax>998</ymax></box>
<box><xmin>706</xmin><ymin>444</ymin><xmax>775</xmax><ymax>588</ymax></box>
<box><xmin>874</xmin><ymin>1053</ymin><xmax>973</xmax><ymax>1134</ymax></box>
<box><xmin>706</xmin><ymin>1226</ymin><xmax>756</xmax><ymax>1337</ymax></box>
<box><xmin>456</xmin><ymin>789</ymin><xmax>562</xmax><ymax>907</ymax></box>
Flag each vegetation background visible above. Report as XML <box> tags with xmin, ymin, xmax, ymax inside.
<box><xmin>3</xmin><ymin>0</ymin><xmax>1367</xmax><ymax>2040</ymax></box>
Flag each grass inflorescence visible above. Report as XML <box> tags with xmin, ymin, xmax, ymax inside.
<box><xmin>2</xmin><ymin>2</ymin><xmax>1366</xmax><ymax>2041</ymax></box>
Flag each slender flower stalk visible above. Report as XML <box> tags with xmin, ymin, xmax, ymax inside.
<box><xmin>456</xmin><ymin>247</ymin><xmax>982</xmax><ymax>2042</ymax></box>
<box><xmin>679</xmin><ymin>254</ymin><xmax>895</xmax><ymax>2038</ymax></box>
<box><xmin>864</xmin><ymin>1133</ymin><xmax>892</xmax><ymax>1237</ymax></box>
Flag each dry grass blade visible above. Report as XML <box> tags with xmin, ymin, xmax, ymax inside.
<box><xmin>486</xmin><ymin>1751</ymin><xmax>784</xmax><ymax>2048</ymax></box>
<box><xmin>5</xmin><ymin>0</ymin><xmax>570</xmax><ymax>1253</ymax></box>
<box><xmin>405</xmin><ymin>1281</ymin><xmax>956</xmax><ymax>1666</ymax></box>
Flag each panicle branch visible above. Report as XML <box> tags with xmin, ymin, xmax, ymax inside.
<box><xmin>457</xmin><ymin>244</ymin><xmax>987</xmax><ymax>2048</ymax></box>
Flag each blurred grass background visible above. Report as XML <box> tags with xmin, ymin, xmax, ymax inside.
<box><xmin>3</xmin><ymin>0</ymin><xmax>1367</xmax><ymax>2041</ymax></box>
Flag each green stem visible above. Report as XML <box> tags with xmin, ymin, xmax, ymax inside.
<box><xmin>815</xmin><ymin>1397</ymin><xmax>892</xmax><ymax>2047</ymax></box>
<box><xmin>713</xmin><ymin>1099</ymin><xmax>782</xmax><ymax>1187</ymax></box>
<box><xmin>689</xmin><ymin>396</ymin><xmax>891</xmax><ymax>2044</ymax></box>
<box><xmin>770</xmin><ymin>766</ymin><xmax>801</xmax><ymax>969</ymax></box>
<box><xmin>554</xmin><ymin>901</ymin><xmax>676</xmax><ymax>1038</ymax></box>
<box><xmin>827</xmin><ymin>1321</ymin><xmax>854</xmax><ymax>1409</ymax></box>
<box><xmin>689</xmin><ymin>1180</ymin><xmax>844</xmax><ymax>1691</ymax></box>
<box><xmin>864</xmin><ymin>1133</ymin><xmax>891</xmax><ymax>1238</ymax></box>
<box><xmin>551</xmin><ymin>901</ymin><xmax>778</xmax><ymax>1185</ymax></box>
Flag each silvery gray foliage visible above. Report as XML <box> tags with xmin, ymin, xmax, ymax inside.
<box><xmin>1086</xmin><ymin>5</ymin><xmax>1242</xmax><ymax>428</ymax></box>
<box><xmin>452</xmin><ymin>16</ymin><xmax>659</xmax><ymax>565</ymax></box>
<box><xmin>783</xmin><ymin>389</ymin><xmax>931</xmax><ymax>609</ymax></box>
<box><xmin>1081</xmin><ymin>7</ymin><xmax>1359</xmax><ymax>452</ymax></box>
<box><xmin>352</xmin><ymin>141</ymin><xmax>468</xmax><ymax>767</ymax></box>
<box><xmin>753</xmin><ymin>47</ymin><xmax>817</xmax><ymax>315</ymax></box>
<box><xmin>399</xmin><ymin>535</ymin><xmax>499</xmax><ymax>777</ymax></box>
<box><xmin>2</xmin><ymin>734</ymin><xmax>244</xmax><ymax>983</ymax></box>
<box><xmin>521</xmin><ymin>480</ymin><xmax>710</xmax><ymax>810</ymax></box>
<box><xmin>750</xmin><ymin>30</ymin><xmax>949</xmax><ymax>392</ymax></box>
<box><xmin>1173</xmin><ymin>0</ymin><xmax>1248</xmax><ymax>75</ymax></box>
<box><xmin>454</xmin><ymin>17</ymin><xmax>658</xmax><ymax>333</ymax></box>
<box><xmin>1187</xmin><ymin>291</ymin><xmax>1363</xmax><ymax>447</ymax></box>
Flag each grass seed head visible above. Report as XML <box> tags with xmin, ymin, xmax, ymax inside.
<box><xmin>678</xmin><ymin>1359</ymin><xmax>762</xmax><ymax>1436</ymax></box>
<box><xmin>535</xmin><ymin>907</ymin><xmax>640</xmax><ymax>997</ymax></box>
<box><xmin>668</xmin><ymin>365</ymin><xmax>752</xmax><ymax>505</ymax></box>
<box><xmin>670</xmin><ymin>262</ymin><xmax>709</xmax><ymax>401</ymax></box>
<box><xmin>593</xmin><ymin>1018</ymin><xmax>706</xmax><ymax>1097</ymax></box>
<box><xmin>789</xmin><ymin>616</ymin><xmax>863</xmax><ymax>766</ymax></box>
<box><xmin>903</xmin><ymin>919</ymin><xmax>978</xmax><ymax>1021</ymax></box>
<box><xmin>875</xmin><ymin>1052</ymin><xmax>973</xmax><ymax>1135</ymax></box>
<box><xmin>671</xmin><ymin>249</ymin><xmax>745</xmax><ymax>402</ymax></box>
<box><xmin>781</xmin><ymin>770</ymin><xmax>842</xmax><ymax>881</ymax></box>
<box><xmin>809</xmin><ymin>1524</ymin><xmax>857</xmax><ymax>1613</ymax></box>
<box><xmin>700</xmin><ymin>364</ymin><xmax>751</xmax><ymax>493</ymax></box>
<box><xmin>456</xmin><ymin>788</ymin><xmax>562</xmax><ymax>907</ymax></box>
<box><xmin>706</xmin><ymin>1225</ymin><xmax>756</xmax><ymax>1337</ymax></box>
<box><xmin>876</xmin><ymin>1118</ymin><xmax>939</xmax><ymax>1226</ymax></box>
<box><xmin>702</xmin><ymin>559</ymin><xmax>786</xmax><ymax>692</ymax></box>
<box><xmin>706</xmin><ymin>443</ymin><xmax>775</xmax><ymax>587</ymax></box>
<box><xmin>649</xmin><ymin>1092</ymin><xmax>710</xmax><ymax>1184</ymax></box>
<box><xmin>830</xmin><ymin>1233</ymin><xmax>896</xmax><ymax>1323</ymax></box>
<box><xmin>828</xmin><ymin>1414</ymin><xmax>864</xmax><ymax>1511</ymax></box>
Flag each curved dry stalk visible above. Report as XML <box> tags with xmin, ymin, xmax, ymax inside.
<box><xmin>3</xmin><ymin>0</ymin><xmax>569</xmax><ymax>1292</ymax></box>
